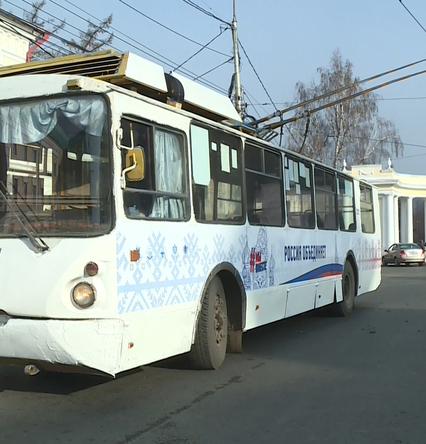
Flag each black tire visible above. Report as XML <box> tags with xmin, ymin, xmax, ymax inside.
<box><xmin>382</xmin><ymin>257</ymin><xmax>387</xmax><ymax>266</ymax></box>
<box><xmin>329</xmin><ymin>261</ymin><xmax>356</xmax><ymax>317</ymax></box>
<box><xmin>395</xmin><ymin>257</ymin><xmax>401</xmax><ymax>266</ymax></box>
<box><xmin>188</xmin><ymin>277</ymin><xmax>228</xmax><ymax>370</ymax></box>
<box><xmin>419</xmin><ymin>262</ymin><xmax>425</xmax><ymax>267</ymax></box>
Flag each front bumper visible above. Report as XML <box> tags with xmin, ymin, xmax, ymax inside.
<box><xmin>0</xmin><ymin>317</ymin><xmax>125</xmax><ymax>376</ymax></box>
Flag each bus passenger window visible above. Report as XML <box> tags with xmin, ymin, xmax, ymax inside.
<box><xmin>245</xmin><ymin>144</ymin><xmax>283</xmax><ymax>226</ymax></box>
<box><xmin>314</xmin><ymin>167</ymin><xmax>337</xmax><ymax>230</ymax></box>
<box><xmin>121</xmin><ymin>118</ymin><xmax>188</xmax><ymax>221</ymax></box>
<box><xmin>284</xmin><ymin>156</ymin><xmax>314</xmax><ymax>229</ymax></box>
<box><xmin>191</xmin><ymin>124</ymin><xmax>243</xmax><ymax>224</ymax></box>
<box><xmin>337</xmin><ymin>175</ymin><xmax>356</xmax><ymax>231</ymax></box>
<box><xmin>360</xmin><ymin>183</ymin><xmax>375</xmax><ymax>233</ymax></box>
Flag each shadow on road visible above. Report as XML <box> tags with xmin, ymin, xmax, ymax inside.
<box><xmin>1</xmin><ymin>265</ymin><xmax>423</xmax><ymax>394</ymax></box>
<box><xmin>0</xmin><ymin>365</ymin><xmax>111</xmax><ymax>395</ymax></box>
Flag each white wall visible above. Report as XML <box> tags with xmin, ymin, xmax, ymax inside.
<box><xmin>0</xmin><ymin>26</ymin><xmax>31</xmax><ymax>66</ymax></box>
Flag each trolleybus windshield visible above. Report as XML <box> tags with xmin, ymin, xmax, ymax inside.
<box><xmin>0</xmin><ymin>94</ymin><xmax>112</xmax><ymax>237</ymax></box>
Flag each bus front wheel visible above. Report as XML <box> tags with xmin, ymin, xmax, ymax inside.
<box><xmin>330</xmin><ymin>261</ymin><xmax>356</xmax><ymax>317</ymax></box>
<box><xmin>188</xmin><ymin>277</ymin><xmax>228</xmax><ymax>369</ymax></box>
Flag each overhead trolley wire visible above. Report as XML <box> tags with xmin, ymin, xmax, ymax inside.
<box><xmin>171</xmin><ymin>25</ymin><xmax>229</xmax><ymax>73</ymax></box>
<box><xmin>255</xmin><ymin>57</ymin><xmax>426</xmax><ymax>126</ymax></box>
<box><xmin>118</xmin><ymin>0</ymin><xmax>230</xmax><ymax>58</ymax></box>
<box><xmin>398</xmin><ymin>0</ymin><xmax>426</xmax><ymax>34</ymax></box>
<box><xmin>46</xmin><ymin>0</ymin><xmax>230</xmax><ymax>94</ymax></box>
<box><xmin>261</xmin><ymin>65</ymin><xmax>426</xmax><ymax>131</ymax></box>
<box><xmin>0</xmin><ymin>17</ymin><xmax>55</xmax><ymax>57</ymax></box>
<box><xmin>193</xmin><ymin>56</ymin><xmax>233</xmax><ymax>80</ymax></box>
<box><xmin>180</xmin><ymin>0</ymin><xmax>231</xmax><ymax>26</ymax></box>
<box><xmin>45</xmin><ymin>0</ymin><xmax>119</xmax><ymax>51</ymax></box>
<box><xmin>58</xmin><ymin>0</ymin><xmax>229</xmax><ymax>92</ymax></box>
<box><xmin>4</xmin><ymin>0</ymin><xmax>105</xmax><ymax>53</ymax></box>
<box><xmin>238</xmin><ymin>39</ymin><xmax>279</xmax><ymax>113</ymax></box>
<box><xmin>252</xmin><ymin>96</ymin><xmax>426</xmax><ymax>105</ymax></box>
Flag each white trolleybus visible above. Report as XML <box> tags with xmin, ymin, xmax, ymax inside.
<box><xmin>0</xmin><ymin>52</ymin><xmax>381</xmax><ymax>376</ymax></box>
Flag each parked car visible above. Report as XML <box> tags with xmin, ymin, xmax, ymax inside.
<box><xmin>382</xmin><ymin>243</ymin><xmax>425</xmax><ymax>266</ymax></box>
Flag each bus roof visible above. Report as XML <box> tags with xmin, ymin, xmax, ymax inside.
<box><xmin>0</xmin><ymin>50</ymin><xmax>242</xmax><ymax>124</ymax></box>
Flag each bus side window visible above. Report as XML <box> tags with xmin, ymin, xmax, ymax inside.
<box><xmin>191</xmin><ymin>124</ymin><xmax>244</xmax><ymax>224</ymax></box>
<box><xmin>360</xmin><ymin>183</ymin><xmax>375</xmax><ymax>233</ymax></box>
<box><xmin>337</xmin><ymin>175</ymin><xmax>356</xmax><ymax>231</ymax></box>
<box><xmin>245</xmin><ymin>144</ymin><xmax>284</xmax><ymax>227</ymax></box>
<box><xmin>121</xmin><ymin>118</ymin><xmax>188</xmax><ymax>221</ymax></box>
<box><xmin>314</xmin><ymin>167</ymin><xmax>337</xmax><ymax>230</ymax></box>
<box><xmin>284</xmin><ymin>156</ymin><xmax>314</xmax><ymax>229</ymax></box>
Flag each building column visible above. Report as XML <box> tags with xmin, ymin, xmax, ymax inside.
<box><xmin>400</xmin><ymin>198</ymin><xmax>407</xmax><ymax>242</ymax></box>
<box><xmin>379</xmin><ymin>195</ymin><xmax>385</xmax><ymax>249</ymax></box>
<box><xmin>383</xmin><ymin>193</ymin><xmax>394</xmax><ymax>249</ymax></box>
<box><xmin>423</xmin><ymin>198</ymin><xmax>426</xmax><ymax>244</ymax></box>
<box><xmin>400</xmin><ymin>197</ymin><xmax>413</xmax><ymax>243</ymax></box>
<box><xmin>394</xmin><ymin>195</ymin><xmax>399</xmax><ymax>243</ymax></box>
<box><xmin>407</xmin><ymin>197</ymin><xmax>413</xmax><ymax>243</ymax></box>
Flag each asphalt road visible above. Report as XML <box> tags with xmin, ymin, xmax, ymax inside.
<box><xmin>1</xmin><ymin>265</ymin><xmax>426</xmax><ymax>444</ymax></box>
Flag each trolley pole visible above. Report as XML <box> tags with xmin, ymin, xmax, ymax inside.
<box><xmin>231</xmin><ymin>0</ymin><xmax>243</xmax><ymax>117</ymax></box>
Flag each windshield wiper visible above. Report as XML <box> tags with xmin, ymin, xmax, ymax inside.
<box><xmin>0</xmin><ymin>185</ymin><xmax>49</xmax><ymax>253</ymax></box>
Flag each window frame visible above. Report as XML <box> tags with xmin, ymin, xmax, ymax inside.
<box><xmin>359</xmin><ymin>182</ymin><xmax>375</xmax><ymax>234</ymax></box>
<box><xmin>337</xmin><ymin>173</ymin><xmax>356</xmax><ymax>232</ymax></box>
<box><xmin>190</xmin><ymin>122</ymin><xmax>245</xmax><ymax>225</ymax></box>
<box><xmin>314</xmin><ymin>165</ymin><xmax>338</xmax><ymax>231</ymax></box>
<box><xmin>0</xmin><ymin>92</ymin><xmax>116</xmax><ymax>238</ymax></box>
<box><xmin>244</xmin><ymin>142</ymin><xmax>284</xmax><ymax>227</ymax></box>
<box><xmin>120</xmin><ymin>114</ymin><xmax>191</xmax><ymax>222</ymax></box>
<box><xmin>284</xmin><ymin>154</ymin><xmax>315</xmax><ymax>230</ymax></box>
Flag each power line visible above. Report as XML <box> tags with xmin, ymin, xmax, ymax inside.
<box><xmin>330</xmin><ymin>134</ymin><xmax>426</xmax><ymax>150</ymax></box>
<box><xmin>398</xmin><ymin>0</ymin><xmax>426</xmax><ymax>34</ymax></box>
<box><xmin>251</xmin><ymin>96</ymin><xmax>426</xmax><ymax>106</ymax></box>
<box><xmin>255</xmin><ymin>57</ymin><xmax>426</xmax><ymax>126</ymax></box>
<box><xmin>377</xmin><ymin>96</ymin><xmax>426</xmax><ymax>101</ymax></box>
<box><xmin>238</xmin><ymin>38</ymin><xmax>278</xmax><ymax>112</ymax></box>
<box><xmin>244</xmin><ymin>89</ymin><xmax>271</xmax><ymax>118</ymax></box>
<box><xmin>45</xmin><ymin>0</ymin><xmax>117</xmax><ymax>50</ymax></box>
<box><xmin>193</xmin><ymin>56</ymin><xmax>233</xmax><ymax>80</ymax></box>
<box><xmin>5</xmin><ymin>0</ymin><xmax>232</xmax><ymax>94</ymax></box>
<box><xmin>0</xmin><ymin>17</ymin><xmax>54</xmax><ymax>57</ymax></box>
<box><xmin>49</xmin><ymin>0</ymin><xmax>230</xmax><ymax>94</ymax></box>
<box><xmin>263</xmin><ymin>65</ymin><xmax>426</xmax><ymax>131</ymax></box>
<box><xmin>172</xmin><ymin>26</ymin><xmax>229</xmax><ymax>73</ymax></box>
<box><xmin>118</xmin><ymin>0</ymin><xmax>230</xmax><ymax>58</ymax></box>
<box><xmin>180</xmin><ymin>0</ymin><xmax>230</xmax><ymax>26</ymax></box>
<box><xmin>9</xmin><ymin>0</ymin><xmax>228</xmax><ymax>92</ymax></box>
<box><xmin>4</xmin><ymin>0</ymin><xmax>101</xmax><ymax>53</ymax></box>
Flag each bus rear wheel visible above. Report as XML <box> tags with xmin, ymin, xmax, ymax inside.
<box><xmin>188</xmin><ymin>277</ymin><xmax>228</xmax><ymax>369</ymax></box>
<box><xmin>330</xmin><ymin>261</ymin><xmax>356</xmax><ymax>317</ymax></box>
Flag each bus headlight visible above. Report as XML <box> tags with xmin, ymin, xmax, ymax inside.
<box><xmin>72</xmin><ymin>282</ymin><xmax>96</xmax><ymax>309</ymax></box>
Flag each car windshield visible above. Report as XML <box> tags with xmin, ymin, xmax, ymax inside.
<box><xmin>0</xmin><ymin>94</ymin><xmax>112</xmax><ymax>237</ymax></box>
<box><xmin>400</xmin><ymin>243</ymin><xmax>420</xmax><ymax>249</ymax></box>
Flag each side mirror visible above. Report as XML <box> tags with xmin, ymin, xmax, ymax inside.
<box><xmin>123</xmin><ymin>147</ymin><xmax>145</xmax><ymax>182</ymax></box>
<box><xmin>384</xmin><ymin>249</ymin><xmax>388</xmax><ymax>253</ymax></box>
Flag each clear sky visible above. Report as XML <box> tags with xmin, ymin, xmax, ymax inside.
<box><xmin>5</xmin><ymin>0</ymin><xmax>426</xmax><ymax>173</ymax></box>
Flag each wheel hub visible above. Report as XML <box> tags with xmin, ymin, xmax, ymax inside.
<box><xmin>214</xmin><ymin>294</ymin><xmax>225</xmax><ymax>344</ymax></box>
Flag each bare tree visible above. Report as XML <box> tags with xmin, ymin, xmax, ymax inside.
<box><xmin>66</xmin><ymin>15</ymin><xmax>113</xmax><ymax>53</ymax></box>
<box><xmin>23</xmin><ymin>1</ymin><xmax>113</xmax><ymax>58</ymax></box>
<box><xmin>286</xmin><ymin>49</ymin><xmax>403</xmax><ymax>168</ymax></box>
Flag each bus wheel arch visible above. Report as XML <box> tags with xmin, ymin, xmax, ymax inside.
<box><xmin>189</xmin><ymin>263</ymin><xmax>246</xmax><ymax>369</ymax></box>
<box><xmin>330</xmin><ymin>252</ymin><xmax>358</xmax><ymax>317</ymax></box>
<box><xmin>345</xmin><ymin>251</ymin><xmax>359</xmax><ymax>297</ymax></box>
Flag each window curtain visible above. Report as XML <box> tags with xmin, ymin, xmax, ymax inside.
<box><xmin>151</xmin><ymin>129</ymin><xmax>184</xmax><ymax>219</ymax></box>
<box><xmin>0</xmin><ymin>97</ymin><xmax>106</xmax><ymax>145</ymax></box>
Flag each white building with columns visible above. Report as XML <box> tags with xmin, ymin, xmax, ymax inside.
<box><xmin>351</xmin><ymin>164</ymin><xmax>426</xmax><ymax>251</ymax></box>
<box><xmin>0</xmin><ymin>9</ymin><xmax>43</xmax><ymax>66</ymax></box>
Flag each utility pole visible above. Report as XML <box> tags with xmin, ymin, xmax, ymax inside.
<box><xmin>231</xmin><ymin>0</ymin><xmax>243</xmax><ymax>117</ymax></box>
